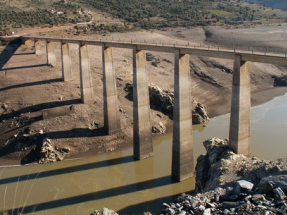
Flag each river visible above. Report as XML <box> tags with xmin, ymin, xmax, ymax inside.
<box><xmin>0</xmin><ymin>93</ymin><xmax>287</xmax><ymax>214</ymax></box>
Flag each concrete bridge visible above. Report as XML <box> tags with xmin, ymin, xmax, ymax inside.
<box><xmin>20</xmin><ymin>36</ymin><xmax>287</xmax><ymax>182</ymax></box>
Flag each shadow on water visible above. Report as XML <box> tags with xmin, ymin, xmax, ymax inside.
<box><xmin>0</xmin><ymin>155</ymin><xmax>135</xmax><ymax>185</ymax></box>
<box><xmin>0</xmin><ymin>78</ymin><xmax>62</xmax><ymax>92</ymax></box>
<box><xmin>8</xmin><ymin>176</ymin><xmax>174</xmax><ymax>214</ymax></box>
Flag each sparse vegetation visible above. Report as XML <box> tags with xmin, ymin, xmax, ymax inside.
<box><xmin>76</xmin><ymin>0</ymin><xmax>287</xmax><ymax>29</ymax></box>
<box><xmin>0</xmin><ymin>0</ymin><xmax>287</xmax><ymax>34</ymax></box>
<box><xmin>0</xmin><ymin>1</ymin><xmax>90</xmax><ymax>29</ymax></box>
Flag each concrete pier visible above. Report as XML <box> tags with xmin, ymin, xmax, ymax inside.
<box><xmin>79</xmin><ymin>44</ymin><xmax>94</xmax><ymax>104</ymax></box>
<box><xmin>172</xmin><ymin>51</ymin><xmax>194</xmax><ymax>182</ymax></box>
<box><xmin>46</xmin><ymin>41</ymin><xmax>56</xmax><ymax>65</ymax></box>
<box><xmin>61</xmin><ymin>42</ymin><xmax>73</xmax><ymax>81</ymax></box>
<box><xmin>35</xmin><ymin>40</ymin><xmax>43</xmax><ymax>55</ymax></box>
<box><xmin>229</xmin><ymin>55</ymin><xmax>251</xmax><ymax>157</ymax></box>
<box><xmin>133</xmin><ymin>48</ymin><xmax>153</xmax><ymax>160</ymax></box>
<box><xmin>102</xmin><ymin>46</ymin><xmax>121</xmax><ymax>135</ymax></box>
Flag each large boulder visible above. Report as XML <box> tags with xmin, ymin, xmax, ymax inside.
<box><xmin>125</xmin><ymin>83</ymin><xmax>209</xmax><ymax>124</ymax></box>
<box><xmin>192</xmin><ymin>102</ymin><xmax>209</xmax><ymax>124</ymax></box>
<box><xmin>152</xmin><ymin>122</ymin><xmax>166</xmax><ymax>134</ymax></box>
<box><xmin>259</xmin><ymin>175</ymin><xmax>287</xmax><ymax>194</ymax></box>
<box><xmin>39</xmin><ymin>138</ymin><xmax>70</xmax><ymax>164</ymax></box>
<box><xmin>149</xmin><ymin>85</ymin><xmax>174</xmax><ymax>113</ymax></box>
<box><xmin>91</xmin><ymin>208</ymin><xmax>118</xmax><ymax>215</ymax></box>
<box><xmin>195</xmin><ymin>137</ymin><xmax>287</xmax><ymax>193</ymax></box>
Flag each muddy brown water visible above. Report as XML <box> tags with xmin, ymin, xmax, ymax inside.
<box><xmin>0</xmin><ymin>94</ymin><xmax>287</xmax><ymax>214</ymax></box>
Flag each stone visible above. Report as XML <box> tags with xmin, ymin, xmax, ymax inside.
<box><xmin>152</xmin><ymin>122</ymin><xmax>166</xmax><ymax>134</ymax></box>
<box><xmin>206</xmin><ymin>202</ymin><xmax>216</xmax><ymax>208</ymax></box>
<box><xmin>126</xmin><ymin>84</ymin><xmax>209</xmax><ymax>124</ymax></box>
<box><xmin>39</xmin><ymin>138</ymin><xmax>69</xmax><ymax>164</ymax></box>
<box><xmin>227</xmin><ymin>195</ymin><xmax>239</xmax><ymax>201</ymax></box>
<box><xmin>251</xmin><ymin>194</ymin><xmax>266</xmax><ymax>203</ymax></box>
<box><xmin>192</xmin><ymin>102</ymin><xmax>209</xmax><ymax>124</ymax></box>
<box><xmin>222</xmin><ymin>202</ymin><xmax>239</xmax><ymax>209</ymax></box>
<box><xmin>234</xmin><ymin>180</ymin><xmax>254</xmax><ymax>195</ymax></box>
<box><xmin>190</xmin><ymin>198</ymin><xmax>202</xmax><ymax>209</ymax></box>
<box><xmin>273</xmin><ymin>187</ymin><xmax>286</xmax><ymax>203</ymax></box>
<box><xmin>176</xmin><ymin>211</ymin><xmax>186</xmax><ymax>215</ymax></box>
<box><xmin>223</xmin><ymin>209</ymin><xmax>230</xmax><ymax>215</ymax></box>
<box><xmin>260</xmin><ymin>175</ymin><xmax>287</xmax><ymax>193</ymax></box>
<box><xmin>201</xmin><ymin>209</ymin><xmax>211</xmax><ymax>215</ymax></box>
<box><xmin>91</xmin><ymin>208</ymin><xmax>118</xmax><ymax>215</ymax></box>
<box><xmin>163</xmin><ymin>203</ymin><xmax>171</xmax><ymax>208</ymax></box>
<box><xmin>226</xmin><ymin>187</ymin><xmax>233</xmax><ymax>196</ymax></box>
<box><xmin>260</xmin><ymin>182</ymin><xmax>275</xmax><ymax>195</ymax></box>
<box><xmin>203</xmin><ymin>138</ymin><xmax>229</xmax><ymax>164</ymax></box>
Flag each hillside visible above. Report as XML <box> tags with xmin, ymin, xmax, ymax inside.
<box><xmin>77</xmin><ymin>0</ymin><xmax>287</xmax><ymax>28</ymax></box>
<box><xmin>1</xmin><ymin>0</ymin><xmax>287</xmax><ymax>32</ymax></box>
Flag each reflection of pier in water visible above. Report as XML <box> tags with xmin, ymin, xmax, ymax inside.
<box><xmin>20</xmin><ymin>36</ymin><xmax>287</xmax><ymax>181</ymax></box>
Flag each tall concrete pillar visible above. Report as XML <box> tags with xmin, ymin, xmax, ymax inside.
<box><xmin>46</xmin><ymin>41</ymin><xmax>56</xmax><ymax>65</ymax></box>
<box><xmin>61</xmin><ymin>42</ymin><xmax>73</xmax><ymax>81</ymax></box>
<box><xmin>35</xmin><ymin>40</ymin><xmax>43</xmax><ymax>55</ymax></box>
<box><xmin>172</xmin><ymin>51</ymin><xmax>194</xmax><ymax>182</ymax></box>
<box><xmin>79</xmin><ymin>44</ymin><xmax>94</xmax><ymax>104</ymax></box>
<box><xmin>229</xmin><ymin>55</ymin><xmax>251</xmax><ymax>157</ymax></box>
<box><xmin>133</xmin><ymin>48</ymin><xmax>153</xmax><ymax>160</ymax></box>
<box><xmin>102</xmin><ymin>46</ymin><xmax>121</xmax><ymax>135</ymax></box>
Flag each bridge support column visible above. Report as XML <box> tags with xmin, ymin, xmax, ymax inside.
<box><xmin>172</xmin><ymin>51</ymin><xmax>194</xmax><ymax>182</ymax></box>
<box><xmin>229</xmin><ymin>55</ymin><xmax>251</xmax><ymax>157</ymax></box>
<box><xmin>102</xmin><ymin>46</ymin><xmax>121</xmax><ymax>135</ymax></box>
<box><xmin>46</xmin><ymin>41</ymin><xmax>56</xmax><ymax>65</ymax></box>
<box><xmin>79</xmin><ymin>44</ymin><xmax>94</xmax><ymax>104</ymax></box>
<box><xmin>133</xmin><ymin>48</ymin><xmax>153</xmax><ymax>160</ymax></box>
<box><xmin>61</xmin><ymin>42</ymin><xmax>73</xmax><ymax>81</ymax></box>
<box><xmin>35</xmin><ymin>40</ymin><xmax>43</xmax><ymax>55</ymax></box>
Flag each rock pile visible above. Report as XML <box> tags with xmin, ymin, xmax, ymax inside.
<box><xmin>192</xmin><ymin>102</ymin><xmax>209</xmax><ymax>125</ymax></box>
<box><xmin>195</xmin><ymin>138</ymin><xmax>287</xmax><ymax>194</ymax></box>
<box><xmin>90</xmin><ymin>208</ymin><xmax>118</xmax><ymax>215</ymax></box>
<box><xmin>39</xmin><ymin>138</ymin><xmax>70</xmax><ymax>164</ymax></box>
<box><xmin>149</xmin><ymin>85</ymin><xmax>174</xmax><ymax>113</ymax></box>
<box><xmin>125</xmin><ymin>83</ymin><xmax>209</xmax><ymax>124</ymax></box>
<box><xmin>162</xmin><ymin>179</ymin><xmax>287</xmax><ymax>215</ymax></box>
<box><xmin>152</xmin><ymin>122</ymin><xmax>166</xmax><ymax>134</ymax></box>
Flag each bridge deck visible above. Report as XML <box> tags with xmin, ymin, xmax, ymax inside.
<box><xmin>22</xmin><ymin>36</ymin><xmax>287</xmax><ymax>66</ymax></box>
